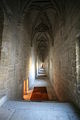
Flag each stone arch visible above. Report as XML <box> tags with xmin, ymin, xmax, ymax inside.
<box><xmin>31</xmin><ymin>11</ymin><xmax>53</xmax><ymax>46</ymax></box>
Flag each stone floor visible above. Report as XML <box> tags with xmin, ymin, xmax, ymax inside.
<box><xmin>0</xmin><ymin>68</ymin><xmax>79</xmax><ymax>120</ymax></box>
<box><xmin>0</xmin><ymin>100</ymin><xmax>80</xmax><ymax>120</ymax></box>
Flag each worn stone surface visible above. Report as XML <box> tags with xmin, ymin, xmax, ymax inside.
<box><xmin>0</xmin><ymin>100</ymin><xmax>79</xmax><ymax>120</ymax></box>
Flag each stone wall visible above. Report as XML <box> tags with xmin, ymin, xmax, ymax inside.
<box><xmin>29</xmin><ymin>46</ymin><xmax>36</xmax><ymax>89</ymax></box>
<box><xmin>49</xmin><ymin>2</ymin><xmax>80</xmax><ymax>107</ymax></box>
<box><xmin>0</xmin><ymin>14</ymin><xmax>31</xmax><ymax>99</ymax></box>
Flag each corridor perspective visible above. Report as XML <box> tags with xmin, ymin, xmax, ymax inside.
<box><xmin>23</xmin><ymin>67</ymin><xmax>57</xmax><ymax>101</ymax></box>
<box><xmin>0</xmin><ymin>0</ymin><xmax>80</xmax><ymax>120</ymax></box>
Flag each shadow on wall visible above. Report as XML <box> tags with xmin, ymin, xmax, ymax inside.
<box><xmin>0</xmin><ymin>8</ymin><xmax>4</xmax><ymax>59</ymax></box>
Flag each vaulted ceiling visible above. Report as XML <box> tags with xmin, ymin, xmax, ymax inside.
<box><xmin>24</xmin><ymin>0</ymin><xmax>56</xmax><ymax>61</ymax></box>
<box><xmin>0</xmin><ymin>0</ymin><xmax>79</xmax><ymax>62</ymax></box>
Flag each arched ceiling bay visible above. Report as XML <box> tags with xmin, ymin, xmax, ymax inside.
<box><xmin>21</xmin><ymin>0</ymin><xmax>65</xmax><ymax>62</ymax></box>
<box><xmin>0</xmin><ymin>0</ymin><xmax>71</xmax><ymax>62</ymax></box>
<box><xmin>30</xmin><ymin>10</ymin><xmax>53</xmax><ymax>62</ymax></box>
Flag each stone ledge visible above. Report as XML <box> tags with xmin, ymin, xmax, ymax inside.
<box><xmin>0</xmin><ymin>95</ymin><xmax>8</xmax><ymax>107</ymax></box>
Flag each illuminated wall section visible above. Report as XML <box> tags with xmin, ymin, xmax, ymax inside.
<box><xmin>29</xmin><ymin>47</ymin><xmax>35</xmax><ymax>89</ymax></box>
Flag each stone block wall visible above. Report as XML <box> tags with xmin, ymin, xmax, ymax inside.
<box><xmin>0</xmin><ymin>14</ymin><xmax>31</xmax><ymax>100</ymax></box>
<box><xmin>49</xmin><ymin>3</ymin><xmax>80</xmax><ymax>107</ymax></box>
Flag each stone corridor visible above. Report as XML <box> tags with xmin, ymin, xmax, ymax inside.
<box><xmin>0</xmin><ymin>0</ymin><xmax>80</xmax><ymax>120</ymax></box>
<box><xmin>23</xmin><ymin>67</ymin><xmax>57</xmax><ymax>101</ymax></box>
